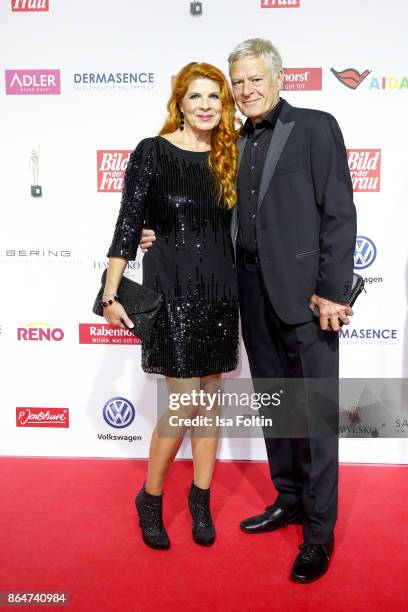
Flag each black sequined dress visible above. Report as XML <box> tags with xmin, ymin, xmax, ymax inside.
<box><xmin>106</xmin><ymin>136</ymin><xmax>239</xmax><ymax>378</ymax></box>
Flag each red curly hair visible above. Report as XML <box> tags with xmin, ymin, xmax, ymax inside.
<box><xmin>159</xmin><ymin>62</ymin><xmax>238</xmax><ymax>209</ymax></box>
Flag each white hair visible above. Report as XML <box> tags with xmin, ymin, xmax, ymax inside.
<box><xmin>228</xmin><ymin>38</ymin><xmax>283</xmax><ymax>77</ymax></box>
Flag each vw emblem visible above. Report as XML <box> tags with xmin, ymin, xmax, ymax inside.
<box><xmin>354</xmin><ymin>236</ymin><xmax>376</xmax><ymax>270</ymax></box>
<box><xmin>103</xmin><ymin>397</ymin><xmax>135</xmax><ymax>429</ymax></box>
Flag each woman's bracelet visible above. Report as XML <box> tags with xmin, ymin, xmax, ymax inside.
<box><xmin>100</xmin><ymin>294</ymin><xmax>119</xmax><ymax>308</ymax></box>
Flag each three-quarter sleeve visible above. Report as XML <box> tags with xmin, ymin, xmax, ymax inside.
<box><xmin>106</xmin><ymin>137</ymin><xmax>155</xmax><ymax>261</ymax></box>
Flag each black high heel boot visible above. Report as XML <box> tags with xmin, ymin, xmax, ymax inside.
<box><xmin>135</xmin><ymin>483</ymin><xmax>170</xmax><ymax>550</ymax></box>
<box><xmin>188</xmin><ymin>481</ymin><xmax>215</xmax><ymax>546</ymax></box>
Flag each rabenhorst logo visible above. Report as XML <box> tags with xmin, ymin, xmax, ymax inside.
<box><xmin>354</xmin><ymin>236</ymin><xmax>376</xmax><ymax>270</ymax></box>
<box><xmin>331</xmin><ymin>67</ymin><xmax>408</xmax><ymax>91</ymax></box>
<box><xmin>347</xmin><ymin>150</ymin><xmax>381</xmax><ymax>192</ymax></box>
<box><xmin>16</xmin><ymin>407</ymin><xmax>69</xmax><ymax>428</ymax></box>
<box><xmin>73</xmin><ymin>72</ymin><xmax>155</xmax><ymax>91</ymax></box>
<box><xmin>340</xmin><ymin>328</ymin><xmax>398</xmax><ymax>345</ymax></box>
<box><xmin>79</xmin><ymin>323</ymin><xmax>142</xmax><ymax>345</ymax></box>
<box><xmin>5</xmin><ymin>69</ymin><xmax>60</xmax><ymax>95</ymax></box>
<box><xmin>17</xmin><ymin>323</ymin><xmax>64</xmax><ymax>341</ymax></box>
<box><xmin>97</xmin><ymin>150</ymin><xmax>131</xmax><ymax>192</ymax></box>
<box><xmin>282</xmin><ymin>68</ymin><xmax>322</xmax><ymax>91</ymax></box>
<box><xmin>261</xmin><ymin>0</ymin><xmax>300</xmax><ymax>7</ymax></box>
<box><xmin>11</xmin><ymin>0</ymin><xmax>49</xmax><ymax>10</ymax></box>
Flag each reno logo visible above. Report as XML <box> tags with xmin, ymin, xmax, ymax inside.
<box><xmin>97</xmin><ymin>150</ymin><xmax>131</xmax><ymax>192</ymax></box>
<box><xmin>282</xmin><ymin>68</ymin><xmax>322</xmax><ymax>91</ymax></box>
<box><xmin>17</xmin><ymin>323</ymin><xmax>64</xmax><ymax>341</ymax></box>
<box><xmin>347</xmin><ymin>150</ymin><xmax>381</xmax><ymax>192</ymax></box>
<box><xmin>261</xmin><ymin>0</ymin><xmax>300</xmax><ymax>7</ymax></box>
<box><xmin>11</xmin><ymin>0</ymin><xmax>49</xmax><ymax>10</ymax></box>
<box><xmin>16</xmin><ymin>407</ymin><xmax>69</xmax><ymax>428</ymax></box>
<box><xmin>5</xmin><ymin>69</ymin><xmax>60</xmax><ymax>95</ymax></box>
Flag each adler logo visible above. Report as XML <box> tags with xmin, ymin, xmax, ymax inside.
<box><xmin>5</xmin><ymin>69</ymin><xmax>60</xmax><ymax>95</ymax></box>
<box><xmin>97</xmin><ymin>150</ymin><xmax>131</xmax><ymax>192</ymax></box>
<box><xmin>261</xmin><ymin>0</ymin><xmax>300</xmax><ymax>7</ymax></box>
<box><xmin>282</xmin><ymin>68</ymin><xmax>322</xmax><ymax>91</ymax></box>
<box><xmin>11</xmin><ymin>0</ymin><xmax>49</xmax><ymax>10</ymax></box>
<box><xmin>347</xmin><ymin>149</ymin><xmax>381</xmax><ymax>192</ymax></box>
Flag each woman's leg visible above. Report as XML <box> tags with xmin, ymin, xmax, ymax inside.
<box><xmin>190</xmin><ymin>374</ymin><xmax>222</xmax><ymax>489</ymax></box>
<box><xmin>145</xmin><ymin>376</ymin><xmax>200</xmax><ymax>495</ymax></box>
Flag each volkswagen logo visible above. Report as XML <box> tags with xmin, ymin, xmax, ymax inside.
<box><xmin>354</xmin><ymin>236</ymin><xmax>376</xmax><ymax>269</ymax></box>
<box><xmin>103</xmin><ymin>397</ymin><xmax>135</xmax><ymax>429</ymax></box>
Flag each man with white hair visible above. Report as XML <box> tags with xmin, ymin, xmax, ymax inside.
<box><xmin>228</xmin><ymin>38</ymin><xmax>356</xmax><ymax>583</ymax></box>
<box><xmin>140</xmin><ymin>38</ymin><xmax>356</xmax><ymax>583</ymax></box>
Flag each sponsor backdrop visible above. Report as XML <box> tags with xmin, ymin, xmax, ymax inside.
<box><xmin>1</xmin><ymin>0</ymin><xmax>407</xmax><ymax>463</ymax></box>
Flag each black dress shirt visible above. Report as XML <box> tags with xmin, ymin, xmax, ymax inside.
<box><xmin>237</xmin><ymin>98</ymin><xmax>284</xmax><ymax>255</ymax></box>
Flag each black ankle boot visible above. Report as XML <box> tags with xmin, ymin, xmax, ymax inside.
<box><xmin>188</xmin><ymin>481</ymin><xmax>215</xmax><ymax>546</ymax></box>
<box><xmin>135</xmin><ymin>483</ymin><xmax>170</xmax><ymax>550</ymax></box>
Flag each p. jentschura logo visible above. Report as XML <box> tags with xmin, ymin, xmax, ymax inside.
<box><xmin>261</xmin><ymin>0</ymin><xmax>300</xmax><ymax>7</ymax></box>
<box><xmin>97</xmin><ymin>150</ymin><xmax>131</xmax><ymax>192</ymax></box>
<box><xmin>331</xmin><ymin>67</ymin><xmax>408</xmax><ymax>91</ymax></box>
<box><xmin>5</xmin><ymin>69</ymin><xmax>60</xmax><ymax>95</ymax></box>
<box><xmin>11</xmin><ymin>0</ymin><xmax>49</xmax><ymax>10</ymax></box>
<box><xmin>347</xmin><ymin>149</ymin><xmax>381</xmax><ymax>192</ymax></box>
<box><xmin>79</xmin><ymin>323</ymin><xmax>142</xmax><ymax>345</ymax></box>
<box><xmin>282</xmin><ymin>68</ymin><xmax>322</xmax><ymax>91</ymax></box>
<box><xmin>17</xmin><ymin>322</ymin><xmax>64</xmax><ymax>341</ymax></box>
<box><xmin>16</xmin><ymin>407</ymin><xmax>69</xmax><ymax>428</ymax></box>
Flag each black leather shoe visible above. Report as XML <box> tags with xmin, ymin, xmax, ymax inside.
<box><xmin>135</xmin><ymin>483</ymin><xmax>170</xmax><ymax>550</ymax></box>
<box><xmin>290</xmin><ymin>537</ymin><xmax>334</xmax><ymax>583</ymax></box>
<box><xmin>240</xmin><ymin>501</ymin><xmax>305</xmax><ymax>534</ymax></box>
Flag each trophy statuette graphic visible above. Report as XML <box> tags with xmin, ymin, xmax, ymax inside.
<box><xmin>30</xmin><ymin>147</ymin><xmax>42</xmax><ymax>197</ymax></box>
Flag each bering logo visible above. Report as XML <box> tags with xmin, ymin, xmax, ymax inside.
<box><xmin>103</xmin><ymin>397</ymin><xmax>135</xmax><ymax>429</ymax></box>
<box><xmin>11</xmin><ymin>0</ymin><xmax>49</xmax><ymax>10</ymax></box>
<box><xmin>282</xmin><ymin>68</ymin><xmax>322</xmax><ymax>91</ymax></box>
<box><xmin>16</xmin><ymin>407</ymin><xmax>69</xmax><ymax>428</ymax></box>
<box><xmin>17</xmin><ymin>322</ymin><xmax>64</xmax><ymax>341</ymax></box>
<box><xmin>97</xmin><ymin>150</ymin><xmax>131</xmax><ymax>192</ymax></box>
<box><xmin>347</xmin><ymin>150</ymin><xmax>381</xmax><ymax>192</ymax></box>
<box><xmin>261</xmin><ymin>0</ymin><xmax>300</xmax><ymax>7</ymax></box>
<box><xmin>5</xmin><ymin>69</ymin><xmax>60</xmax><ymax>95</ymax></box>
<box><xmin>354</xmin><ymin>237</ymin><xmax>377</xmax><ymax>270</ymax></box>
<box><xmin>79</xmin><ymin>323</ymin><xmax>142</xmax><ymax>345</ymax></box>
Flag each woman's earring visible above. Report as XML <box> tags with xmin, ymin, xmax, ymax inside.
<box><xmin>179</xmin><ymin>111</ymin><xmax>185</xmax><ymax>131</ymax></box>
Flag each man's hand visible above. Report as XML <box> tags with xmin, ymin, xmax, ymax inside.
<box><xmin>309</xmin><ymin>294</ymin><xmax>353</xmax><ymax>332</ymax></box>
<box><xmin>139</xmin><ymin>229</ymin><xmax>156</xmax><ymax>254</ymax></box>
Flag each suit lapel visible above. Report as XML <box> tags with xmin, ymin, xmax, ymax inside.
<box><xmin>237</xmin><ymin>134</ymin><xmax>248</xmax><ymax>170</ymax></box>
<box><xmin>257</xmin><ymin>117</ymin><xmax>295</xmax><ymax>212</ymax></box>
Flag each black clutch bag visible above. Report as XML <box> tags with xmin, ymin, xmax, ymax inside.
<box><xmin>312</xmin><ymin>273</ymin><xmax>365</xmax><ymax>325</ymax></box>
<box><xmin>92</xmin><ymin>269</ymin><xmax>163</xmax><ymax>342</ymax></box>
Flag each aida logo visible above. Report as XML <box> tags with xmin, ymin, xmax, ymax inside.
<box><xmin>17</xmin><ymin>323</ymin><xmax>64</xmax><ymax>341</ymax></box>
<box><xmin>261</xmin><ymin>0</ymin><xmax>300</xmax><ymax>7</ymax></box>
<box><xmin>282</xmin><ymin>68</ymin><xmax>322</xmax><ymax>91</ymax></box>
<box><xmin>11</xmin><ymin>0</ymin><xmax>49</xmax><ymax>10</ymax></box>
<box><xmin>79</xmin><ymin>323</ymin><xmax>142</xmax><ymax>345</ymax></box>
<box><xmin>331</xmin><ymin>67</ymin><xmax>408</xmax><ymax>91</ymax></box>
<box><xmin>5</xmin><ymin>69</ymin><xmax>60</xmax><ymax>95</ymax></box>
<box><xmin>16</xmin><ymin>407</ymin><xmax>69</xmax><ymax>428</ymax></box>
<box><xmin>97</xmin><ymin>150</ymin><xmax>131</xmax><ymax>192</ymax></box>
<box><xmin>347</xmin><ymin>149</ymin><xmax>381</xmax><ymax>192</ymax></box>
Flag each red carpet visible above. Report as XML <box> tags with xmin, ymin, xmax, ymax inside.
<box><xmin>0</xmin><ymin>458</ymin><xmax>407</xmax><ymax>611</ymax></box>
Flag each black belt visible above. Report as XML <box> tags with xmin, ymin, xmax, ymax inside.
<box><xmin>240</xmin><ymin>252</ymin><xmax>261</xmax><ymax>268</ymax></box>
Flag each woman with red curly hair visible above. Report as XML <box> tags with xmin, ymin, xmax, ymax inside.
<box><xmin>104</xmin><ymin>63</ymin><xmax>239</xmax><ymax>550</ymax></box>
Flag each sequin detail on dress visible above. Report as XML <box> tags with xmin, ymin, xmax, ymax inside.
<box><xmin>107</xmin><ymin>136</ymin><xmax>239</xmax><ymax>378</ymax></box>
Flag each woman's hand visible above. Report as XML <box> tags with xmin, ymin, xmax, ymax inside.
<box><xmin>103</xmin><ymin>301</ymin><xmax>134</xmax><ymax>331</ymax></box>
